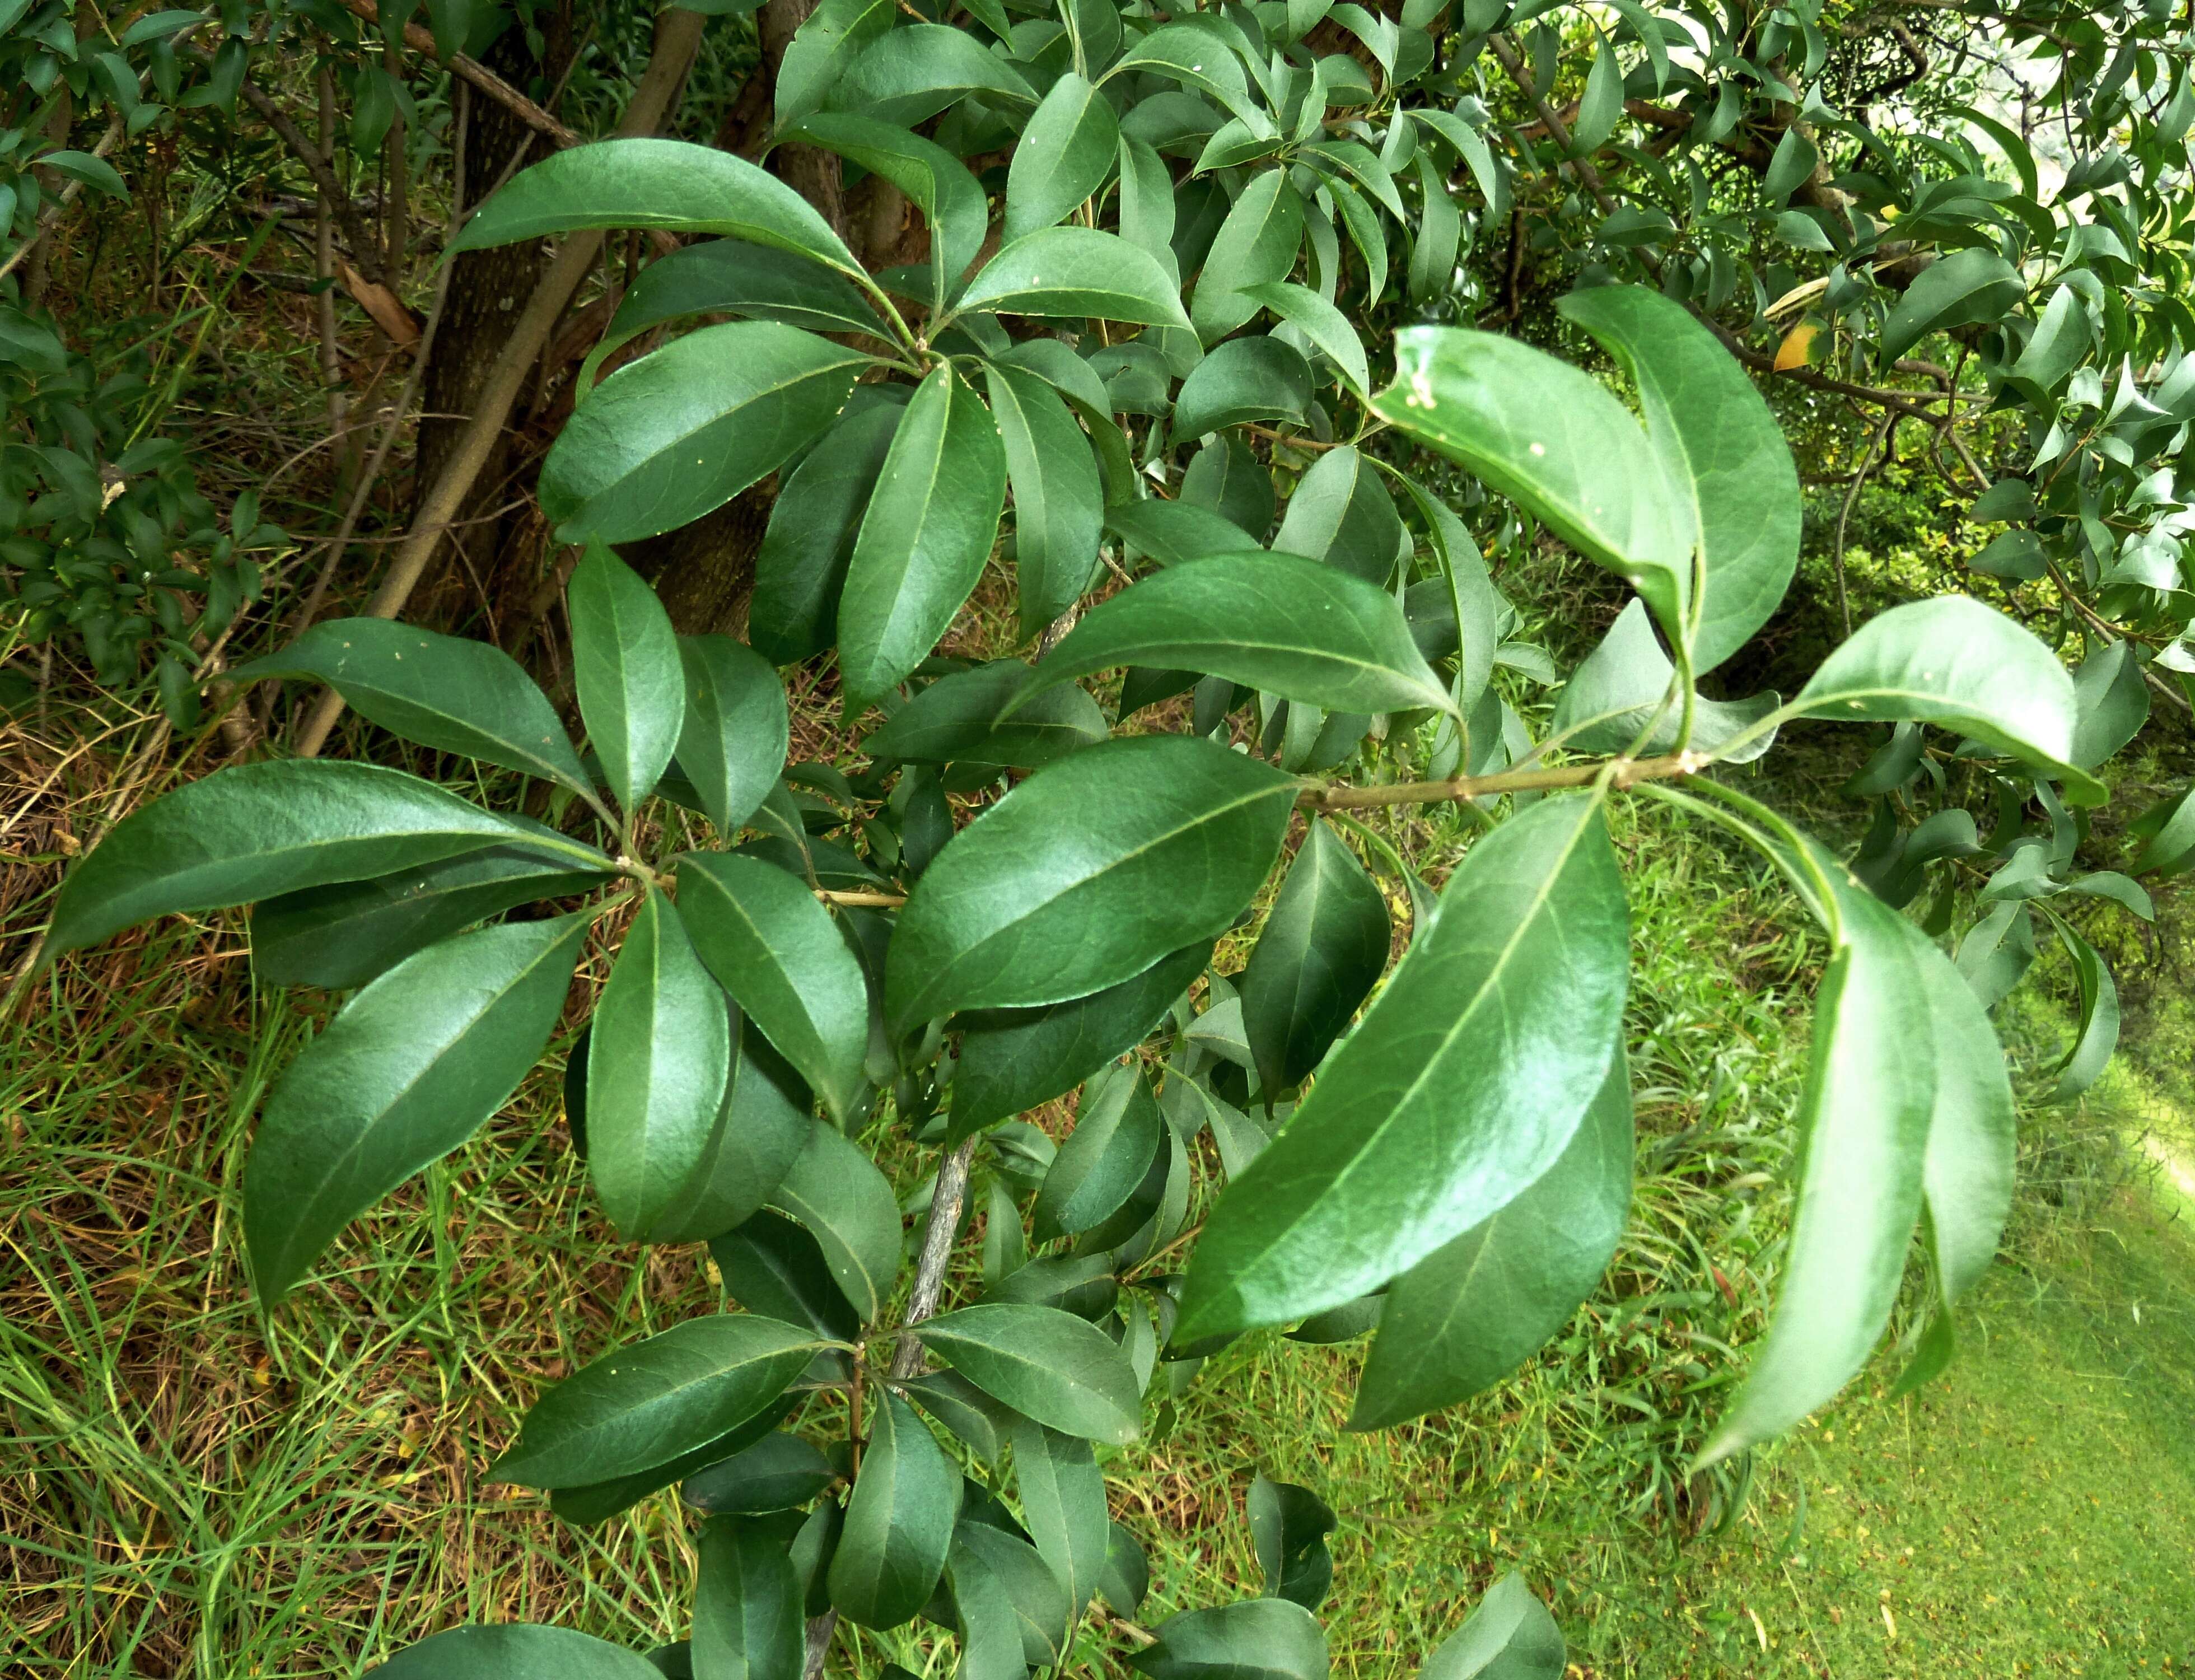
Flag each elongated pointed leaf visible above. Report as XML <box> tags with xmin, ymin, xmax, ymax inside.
<box><xmin>1173</xmin><ymin>334</ymin><xmax>1314</xmax><ymax>437</ymax></box>
<box><xmin>1239</xmin><ymin>818</ymin><xmax>1390</xmax><ymax>1096</ymax></box>
<box><xmin>1350</xmin><ymin>1052</ymin><xmax>1631</xmax><ymax>1430</ymax></box>
<box><xmin>1272</xmin><ymin>445</ymin><xmax>1403</xmax><ymax>585</ymax></box>
<box><xmin>1013</xmin><ymin>1418</ymin><xmax>1108</xmax><ymax>1626</ymax></box>
<box><xmin>1550</xmin><ymin>600</ymin><xmax>1780</xmax><ymax>762</ymax></box>
<box><xmin>451</xmin><ymin>138</ymin><xmax>860</xmax><ymax>273</ymax></box>
<box><xmin>777</xmin><ymin>0</ymin><xmax>897</xmax><ymax>128</ymax></box>
<box><xmin>243</xmin><ymin>916</ymin><xmax>586</xmax><ymax>1305</ymax></box>
<box><xmin>676</xmin><ymin>636</ymin><xmax>789</xmax><ymax>836</ymax></box>
<box><xmin>829</xmin><ymin>1393</ymin><xmax>962</xmax><ymax>1629</ymax></box>
<box><xmin>868</xmin><ymin>660</ymin><xmax>1108</xmax><ymax>771</ymax></box>
<box><xmin>885</xmin><ymin>735</ymin><xmax>1295</xmax><ymax>1030</ymax></box>
<box><xmin>1373</xmin><ymin>326</ymin><xmax>1693</xmax><ymax>646</ymax></box>
<box><xmin>711</xmin><ymin>1210</ymin><xmax>860</xmax><ymax>1346</ymax></box>
<box><xmin>1034</xmin><ymin>1063</ymin><xmax>1164</xmax><ymax>1241</ymax></box>
<box><xmin>1420</xmin><ymin>1573</ymin><xmax>1565</xmax><ymax>1680</ymax></box>
<box><xmin>750</xmin><ymin>402</ymin><xmax>902</xmax><ymax>665</ymax></box>
<box><xmin>1178</xmin><ymin>796</ymin><xmax>1628</xmax><ymax>1340</ymax></box>
<box><xmin>1106</xmin><ymin>497</ymin><xmax>1260</xmax><ymax>567</ymax></box>
<box><xmin>827</xmin><ymin>23</ymin><xmax>1038</xmax><ymax>126</ymax></box>
<box><xmin>1793</xmin><ymin>596</ymin><xmax>2101</xmax><ymax>801</ymax></box>
<box><xmin>1029</xmin><ymin>553</ymin><xmax>1452</xmax><ymax>717</ymax></box>
<box><xmin>838</xmin><ymin>363</ymin><xmax>1008</xmax><ymax>705</ymax></box>
<box><xmin>587</xmin><ymin>887</ymin><xmax>732</xmax><ymax>1242</ymax></box>
<box><xmin>1248</xmin><ymin>1476</ymin><xmax>1336</xmax><ymax>1612</ymax></box>
<box><xmin>543</xmin><ymin>323</ymin><xmax>865</xmax><ymax>545</ymax></box>
<box><xmin>954</xmin><ymin>1522</ymin><xmax>1073</xmax><ymax>1668</ymax></box>
<box><xmin>694</xmin><ymin>1515</ymin><xmax>805</xmax><ymax>1680</ymax></box>
<box><xmin>1557</xmin><ymin>286</ymin><xmax>1800</xmax><ymax>671</ymax></box>
<box><xmin>1879</xmin><ymin>246</ymin><xmax>2025</xmax><ymax>363</ymax></box>
<box><xmin>547</xmin><ymin>1401</ymin><xmax>798</xmax><ymax>1530</ymax></box>
<box><xmin>676</xmin><ymin>853</ymin><xmax>869</xmax><ymax>1124</ymax></box>
<box><xmin>648</xmin><ymin>1016</ymin><xmax>814</xmax><ymax>1245</ymax></box>
<box><xmin>984</xmin><ymin>365</ymin><xmax>1104</xmax><ymax>638</ymax></box>
<box><xmin>950</xmin><ymin>941</ymin><xmax>1211</xmax><ymax>1138</ymax></box>
<box><xmin>2069</xmin><ymin>638</ymin><xmax>2149</xmax><ymax>769</ymax></box>
<box><xmin>492</xmin><ymin>1313</ymin><xmax>823</xmax><ymax>1488</ymax></box>
<box><xmin>46</xmin><ymin>760</ymin><xmax>571</xmax><ymax>960</ymax></box>
<box><xmin>684</xmin><ymin>1431</ymin><xmax>835</xmax><ymax>1515</ymax></box>
<box><xmin>250</xmin><ymin>846</ymin><xmax>611</xmax><ymax>991</ymax></box>
<box><xmin>960</xmin><ymin>225</ymin><xmax>1190</xmax><ymax>326</ymax></box>
<box><xmin>373</xmin><ymin>1625</ymin><xmax>665</xmax><ymax>1680</ymax></box>
<box><xmin>1192</xmin><ymin>170</ymin><xmax>1304</xmax><ymax>343</ymax></box>
<box><xmin>916</xmin><ymin>1302</ymin><xmax>1143</xmax><ymax>1443</ymax></box>
<box><xmin>2050</xmin><ymin>927</ymin><xmax>2119</xmax><ymax>1102</ymax></box>
<box><xmin>1005</xmin><ymin>73</ymin><xmax>1120</xmax><ymax>240</ymax></box>
<box><xmin>231</xmin><ymin>620</ymin><xmax>590</xmax><ymax>796</ymax></box>
<box><xmin>792</xmin><ymin>113</ymin><xmax>987</xmax><ymax>301</ymax></box>
<box><xmin>1129</xmin><ymin>1599</ymin><xmax>1329</xmax><ymax>1680</ymax></box>
<box><xmin>569</xmin><ymin>544</ymin><xmax>684</xmax><ymax>812</ymax></box>
<box><xmin>768</xmin><ymin>1118</ymin><xmax>904</xmax><ymax>1323</ymax></box>
<box><xmin>1241</xmin><ymin>281</ymin><xmax>1368</xmax><ymax>391</ymax></box>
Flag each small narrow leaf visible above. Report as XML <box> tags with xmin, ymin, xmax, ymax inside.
<box><xmin>569</xmin><ymin>544</ymin><xmax>685</xmax><ymax>812</ymax></box>
<box><xmin>984</xmin><ymin>365</ymin><xmax>1105</xmax><ymax>639</ymax></box>
<box><xmin>1005</xmin><ymin>73</ymin><xmax>1122</xmax><ymax>240</ymax></box>
<box><xmin>1239</xmin><ymin>818</ymin><xmax>1390</xmax><ymax>1097</ymax></box>
<box><xmin>916</xmin><ymin>1302</ymin><xmax>1143</xmax><ymax>1443</ymax></box>
<box><xmin>676</xmin><ymin>636</ymin><xmax>789</xmax><ymax>836</ymax></box>
<box><xmin>828</xmin><ymin>1393</ymin><xmax>962</xmax><ymax>1629</ymax></box>
<box><xmin>1034</xmin><ymin>1063</ymin><xmax>1164</xmax><ymax>1242</ymax></box>
<box><xmin>959</xmin><ymin>225</ymin><xmax>1192</xmax><ymax>326</ymax></box>
<box><xmin>1012</xmin><ymin>1418</ymin><xmax>1109</xmax><ymax>1624</ymax></box>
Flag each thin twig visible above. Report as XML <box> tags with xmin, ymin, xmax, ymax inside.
<box><xmin>890</xmin><ymin>1136</ymin><xmax>979</xmax><ymax>1380</ymax></box>
<box><xmin>1833</xmin><ymin>414</ymin><xmax>1895</xmax><ymax>638</ymax></box>
<box><xmin>1299</xmin><ymin>752</ymin><xmax>1702</xmax><ymax>810</ymax></box>
<box><xmin>337</xmin><ymin>0</ymin><xmax>581</xmax><ymax>148</ymax></box>
<box><xmin>0</xmin><ymin>109</ymin><xmax>124</xmax><ymax>287</ymax></box>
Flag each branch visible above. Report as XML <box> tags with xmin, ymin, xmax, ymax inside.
<box><xmin>1299</xmin><ymin>752</ymin><xmax>1704</xmax><ymax>810</ymax></box>
<box><xmin>336</xmin><ymin>0</ymin><xmax>580</xmax><ymax>149</ymax></box>
<box><xmin>891</xmin><ymin>1136</ymin><xmax>979</xmax><ymax>1379</ymax></box>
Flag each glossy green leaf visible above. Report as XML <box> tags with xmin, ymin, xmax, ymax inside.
<box><xmin>1182</xmin><ymin>437</ymin><xmax>1275</xmax><ymax>538</ymax></box>
<box><xmin>450</xmin><ymin>138</ymin><xmax>860</xmax><ymax>274</ymax></box>
<box><xmin>1100</xmin><ymin>1521</ymin><xmax>1150</xmax><ymax>1614</ymax></box>
<box><xmin>868</xmin><ymin>660</ymin><xmax>1108</xmax><ymax>771</ymax></box>
<box><xmin>1106</xmin><ymin>497</ymin><xmax>1260</xmax><ymax>567</ymax></box>
<box><xmin>684</xmin><ymin>1431</ymin><xmax>838</xmax><ymax>1515</ymax></box>
<box><xmin>647</xmin><ymin>1016</ymin><xmax>814</xmax><ymax>1246</ymax></box>
<box><xmin>1557</xmin><ymin>286</ymin><xmax>1801</xmax><ymax>671</ymax></box>
<box><xmin>547</xmin><ymin>1401</ymin><xmax>796</xmax><ymax>1529</ymax></box>
<box><xmin>243</xmin><ymin>916</ymin><xmax>586</xmax><ymax>1305</ymax></box>
<box><xmin>1178</xmin><ymin>796</ymin><xmax>1628</xmax><ymax>1340</ymax></box>
<box><xmin>541</xmin><ymin>323</ymin><xmax>865</xmax><ymax>545</ymax></box>
<box><xmin>1792</xmin><ymin>596</ymin><xmax>2102</xmax><ymax>801</ymax></box>
<box><xmin>1240</xmin><ymin>280</ymin><xmax>1368</xmax><ymax>391</ymax></box>
<box><xmin>372</xmin><ymin>1625</ymin><xmax>665</xmax><ymax>1680</ymax></box>
<box><xmin>901</xmin><ymin>1368</ymin><xmax>1017</xmax><ymax>1466</ymax></box>
<box><xmin>828</xmin><ymin>1392</ymin><xmax>961</xmax><ymax>1628</ymax></box>
<box><xmin>767</xmin><ymin>1118</ymin><xmax>903</xmax><ymax>1323</ymax></box>
<box><xmin>1239</xmin><ymin>818</ymin><xmax>1390</xmax><ymax>1096</ymax></box>
<box><xmin>1419</xmin><ymin>1572</ymin><xmax>1565</xmax><ymax>1680</ymax></box>
<box><xmin>1028</xmin><ymin>552</ymin><xmax>1451</xmax><ymax>718</ymax></box>
<box><xmin>1373</xmin><ymin>326</ymin><xmax>1694</xmax><ymax>646</ymax></box>
<box><xmin>1035</xmin><ymin>1063</ymin><xmax>1164</xmax><ymax>1241</ymax></box>
<box><xmin>1248</xmin><ymin>1475</ymin><xmax>1336</xmax><ymax>1612</ymax></box>
<box><xmin>675</xmin><ymin>636</ymin><xmax>788</xmax><ymax>837</ymax></box>
<box><xmin>1006</xmin><ymin>72</ymin><xmax>1120</xmax><ymax>240</ymax></box>
<box><xmin>1879</xmin><ymin>246</ymin><xmax>2026</xmax><ymax>364</ymax></box>
<box><xmin>916</xmin><ymin>1301</ymin><xmax>1143</xmax><ymax>1443</ymax></box>
<box><xmin>2051</xmin><ymin>928</ymin><xmax>2119</xmax><ymax>1102</ymax></box>
<box><xmin>711</xmin><ymin>1210</ymin><xmax>858</xmax><ymax>1347</ymax></box>
<box><xmin>953</xmin><ymin>1522</ymin><xmax>1073</xmax><ymax>1668</ymax></box>
<box><xmin>1350</xmin><ymin>1052</ymin><xmax>1632</xmax><ymax>1429</ymax></box>
<box><xmin>569</xmin><ymin>543</ymin><xmax>684</xmax><ymax>811</ymax></box>
<box><xmin>1192</xmin><ymin>170</ymin><xmax>1304</xmax><ymax>343</ymax></box>
<box><xmin>46</xmin><ymin>760</ymin><xmax>568</xmax><ymax>961</ymax></box>
<box><xmin>1271</xmin><ymin>445</ymin><xmax>1404</xmax><ymax>585</ymax></box>
<box><xmin>950</xmin><ymin>941</ymin><xmax>1211</xmax><ymax>1138</ymax></box>
<box><xmin>492</xmin><ymin>1313</ymin><xmax>822</xmax><ymax>1488</ymax></box>
<box><xmin>250</xmin><ymin>846</ymin><xmax>610</xmax><ymax>991</ymax></box>
<box><xmin>1012</xmin><ymin>1417</ymin><xmax>1109</xmax><ymax>1623</ymax></box>
<box><xmin>587</xmin><ymin>887</ymin><xmax>732</xmax><ymax>1242</ymax></box>
<box><xmin>1174</xmin><ymin>334</ymin><xmax>1315</xmax><ymax>438</ymax></box>
<box><xmin>828</xmin><ymin>22</ymin><xmax>1038</xmax><ymax>125</ymax></box>
<box><xmin>837</xmin><ymin>363</ymin><xmax>1008</xmax><ymax>705</ymax></box>
<box><xmin>984</xmin><ymin>365</ymin><xmax>1105</xmax><ymax>637</ymax></box>
<box><xmin>959</xmin><ymin>225</ymin><xmax>1191</xmax><ymax>328</ymax></box>
<box><xmin>792</xmin><ymin>113</ymin><xmax>986</xmax><ymax>303</ymax></box>
<box><xmin>230</xmin><ymin>619</ymin><xmax>590</xmax><ymax>796</ymax></box>
<box><xmin>1129</xmin><ymin>1598</ymin><xmax>1329</xmax><ymax>1680</ymax></box>
<box><xmin>2069</xmin><ymin>639</ymin><xmax>2149</xmax><ymax>769</ymax></box>
<box><xmin>749</xmin><ymin>402</ymin><xmax>902</xmax><ymax>665</ymax></box>
<box><xmin>693</xmin><ymin>1515</ymin><xmax>804</xmax><ymax>1680</ymax></box>
<box><xmin>776</xmin><ymin>0</ymin><xmax>896</xmax><ymax>128</ymax></box>
<box><xmin>1550</xmin><ymin>600</ymin><xmax>1780</xmax><ymax>762</ymax></box>
<box><xmin>885</xmin><ymin>735</ymin><xmax>1295</xmax><ymax>1030</ymax></box>
<box><xmin>676</xmin><ymin>852</ymin><xmax>869</xmax><ymax>1124</ymax></box>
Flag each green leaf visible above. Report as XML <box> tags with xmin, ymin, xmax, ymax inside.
<box><xmin>792</xmin><ymin>113</ymin><xmax>987</xmax><ymax>304</ymax></box>
<box><xmin>1248</xmin><ymin>1475</ymin><xmax>1337</xmax><ymax>1612</ymax></box>
<box><xmin>46</xmin><ymin>760</ymin><xmax>566</xmax><ymax>961</ymax></box>
<box><xmin>1792</xmin><ymin>596</ymin><xmax>2102</xmax><ymax>801</ymax></box>
<box><xmin>1035</xmin><ymin>1063</ymin><xmax>1164</xmax><ymax>1241</ymax></box>
<box><xmin>1349</xmin><ymin>1052</ymin><xmax>1631</xmax><ymax>1429</ymax></box>
<box><xmin>1106</xmin><ymin>26</ymin><xmax>1258</xmax><ymax>125</ymax></box>
<box><xmin>837</xmin><ymin>364</ymin><xmax>1008</xmax><ymax>705</ymax></box>
<box><xmin>915</xmin><ymin>1302</ymin><xmax>1143</xmax><ymax>1443</ymax></box>
<box><xmin>684</xmin><ymin>1431</ymin><xmax>838</xmax><ymax>1514</ymax></box>
<box><xmin>371</xmin><ymin>1625</ymin><xmax>665</xmax><ymax>1680</ymax></box>
<box><xmin>767</xmin><ymin>1118</ymin><xmax>904</xmax><ymax>1323</ymax></box>
<box><xmin>1239</xmin><ymin>818</ymin><xmax>1390</xmax><ymax>1097</ymax></box>
<box><xmin>1879</xmin><ymin>246</ymin><xmax>2026</xmax><ymax>364</ymax></box>
<box><xmin>1129</xmin><ymin>1598</ymin><xmax>1329</xmax><ymax>1680</ymax></box>
<box><xmin>1006</xmin><ymin>72</ymin><xmax>1121</xmax><ymax>241</ymax></box>
<box><xmin>1240</xmin><ymin>281</ymin><xmax>1369</xmax><ymax>392</ymax></box>
<box><xmin>452</xmin><ymin>139</ymin><xmax>859</xmax><ymax>274</ymax></box>
<box><xmin>953</xmin><ymin>1522</ymin><xmax>1073</xmax><ymax>1668</ymax></box>
<box><xmin>676</xmin><ymin>853</ymin><xmax>870</xmax><ymax>1124</ymax></box>
<box><xmin>250</xmin><ymin>846</ymin><xmax>610</xmax><ymax>991</ymax></box>
<box><xmin>1012</xmin><ymin>1418</ymin><xmax>1109</xmax><ymax>1624</ymax></box>
<box><xmin>749</xmin><ymin>402</ymin><xmax>902</xmax><ymax>665</ymax></box>
<box><xmin>868</xmin><ymin>660</ymin><xmax>1108</xmax><ymax>771</ymax></box>
<box><xmin>1763</xmin><ymin>125</ymin><xmax>1819</xmax><ymax>206</ymax></box>
<box><xmin>827</xmin><ymin>23</ymin><xmax>1038</xmax><ymax>126</ymax></box>
<box><xmin>491</xmin><ymin>1313</ymin><xmax>822</xmax><ymax>1488</ymax></box>
<box><xmin>959</xmin><ymin>225</ymin><xmax>1192</xmax><ymax>328</ymax></box>
<box><xmin>1028</xmin><ymin>552</ymin><xmax>1450</xmax><ymax>718</ymax></box>
<box><xmin>548</xmin><ymin>1401</ymin><xmax>796</xmax><ymax>1528</ymax></box>
<box><xmin>243</xmin><ymin>916</ymin><xmax>587</xmax><ymax>1306</ymax></box>
<box><xmin>950</xmin><ymin>942</ymin><xmax>1211</xmax><ymax>1138</ymax></box>
<box><xmin>228</xmin><ymin>619</ymin><xmax>591</xmax><ymax>797</ymax></box>
<box><xmin>1373</xmin><ymin>326</ymin><xmax>1694</xmax><ymax>647</ymax></box>
<box><xmin>541</xmin><ymin>323</ymin><xmax>865</xmax><ymax>545</ymax></box>
<box><xmin>569</xmin><ymin>543</ymin><xmax>684</xmax><ymax>811</ymax></box>
<box><xmin>1178</xmin><ymin>796</ymin><xmax>1628</xmax><ymax>1340</ymax></box>
<box><xmin>1271</xmin><ymin>444</ymin><xmax>1404</xmax><ymax>585</ymax></box>
<box><xmin>984</xmin><ymin>365</ymin><xmax>1105</xmax><ymax>638</ymax></box>
<box><xmin>885</xmin><ymin>735</ymin><xmax>1295</xmax><ymax>1031</ymax></box>
<box><xmin>587</xmin><ymin>888</ymin><xmax>731</xmax><ymax>1242</ymax></box>
<box><xmin>1696</xmin><ymin>880</ymin><xmax>1934</xmax><ymax>1469</ymax></box>
<box><xmin>828</xmin><ymin>1392</ymin><xmax>962</xmax><ymax>1628</ymax></box>
<box><xmin>777</xmin><ymin>0</ymin><xmax>896</xmax><ymax>128</ymax></box>
<box><xmin>1191</xmin><ymin>170</ymin><xmax>1305</xmax><ymax>343</ymax></box>
<box><xmin>1106</xmin><ymin>497</ymin><xmax>1260</xmax><ymax>567</ymax></box>
<box><xmin>1408</xmin><ymin>151</ymin><xmax>1460</xmax><ymax>302</ymax></box>
<box><xmin>902</xmin><ymin>1369</ymin><xmax>1017</xmax><ymax>1466</ymax></box>
<box><xmin>1183</xmin><ymin>437</ymin><xmax>1276</xmax><ymax>538</ymax></box>
<box><xmin>694</xmin><ymin>1515</ymin><xmax>805</xmax><ymax>1680</ymax></box>
<box><xmin>2069</xmin><ymin>639</ymin><xmax>2149</xmax><ymax>769</ymax></box>
<box><xmin>1100</xmin><ymin>1520</ymin><xmax>1150</xmax><ymax>1614</ymax></box>
<box><xmin>711</xmin><ymin>1210</ymin><xmax>858</xmax><ymax>1346</ymax></box>
<box><xmin>1550</xmin><ymin>600</ymin><xmax>1780</xmax><ymax>762</ymax></box>
<box><xmin>37</xmin><ymin>148</ymin><xmax>129</xmax><ymax>199</ymax></box>
<box><xmin>647</xmin><ymin>1017</ymin><xmax>815</xmax><ymax>1245</ymax></box>
<box><xmin>1556</xmin><ymin>285</ymin><xmax>1801</xmax><ymax>671</ymax></box>
<box><xmin>2050</xmin><ymin>928</ymin><xmax>2119</xmax><ymax>1102</ymax></box>
<box><xmin>1173</xmin><ymin>335</ymin><xmax>1315</xmax><ymax>438</ymax></box>
<box><xmin>676</xmin><ymin>636</ymin><xmax>789</xmax><ymax>836</ymax></box>
<box><xmin>1419</xmin><ymin>1573</ymin><xmax>1565</xmax><ymax>1679</ymax></box>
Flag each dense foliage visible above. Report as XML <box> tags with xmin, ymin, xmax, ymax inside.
<box><xmin>11</xmin><ymin>0</ymin><xmax>2192</xmax><ymax>1672</ymax></box>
